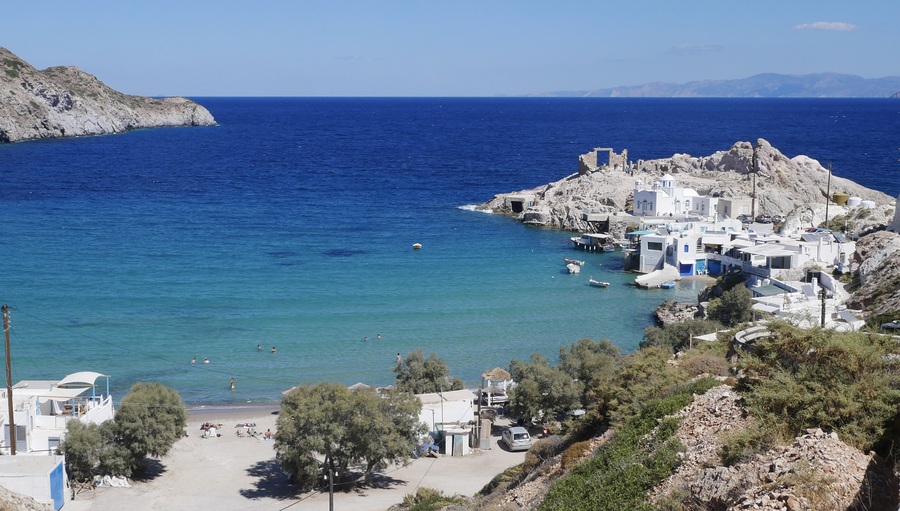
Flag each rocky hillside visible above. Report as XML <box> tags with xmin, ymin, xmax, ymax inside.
<box><xmin>479</xmin><ymin>139</ymin><xmax>892</xmax><ymax>238</ymax></box>
<box><xmin>847</xmin><ymin>229</ymin><xmax>900</xmax><ymax>317</ymax></box>
<box><xmin>0</xmin><ymin>47</ymin><xmax>215</xmax><ymax>142</ymax></box>
<box><xmin>649</xmin><ymin>386</ymin><xmax>894</xmax><ymax>510</ymax></box>
<box><xmin>0</xmin><ymin>484</ymin><xmax>51</xmax><ymax>511</ymax></box>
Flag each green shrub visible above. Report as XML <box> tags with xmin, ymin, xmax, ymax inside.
<box><xmin>523</xmin><ymin>436</ymin><xmax>564</xmax><ymax>474</ymax></box>
<box><xmin>718</xmin><ymin>426</ymin><xmax>779</xmax><ymax>466</ymax></box>
<box><xmin>478</xmin><ymin>464</ymin><xmax>523</xmax><ymax>495</ymax></box>
<box><xmin>740</xmin><ymin>323</ymin><xmax>900</xmax><ymax>452</ymax></box>
<box><xmin>681</xmin><ymin>352</ymin><xmax>730</xmax><ymax>377</ymax></box>
<box><xmin>400</xmin><ymin>487</ymin><xmax>467</xmax><ymax>511</ymax></box>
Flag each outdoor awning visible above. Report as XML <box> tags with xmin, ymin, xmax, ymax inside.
<box><xmin>37</xmin><ymin>386</ymin><xmax>89</xmax><ymax>403</ymax></box>
<box><xmin>57</xmin><ymin>371</ymin><xmax>108</xmax><ymax>388</ymax></box>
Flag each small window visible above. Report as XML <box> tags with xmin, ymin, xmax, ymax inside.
<box><xmin>647</xmin><ymin>242</ymin><xmax>663</xmax><ymax>251</ymax></box>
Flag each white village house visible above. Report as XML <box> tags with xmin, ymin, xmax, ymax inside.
<box><xmin>1</xmin><ymin>372</ymin><xmax>114</xmax><ymax>510</ymax></box>
<box><xmin>416</xmin><ymin>389</ymin><xmax>476</xmax><ymax>456</ymax></box>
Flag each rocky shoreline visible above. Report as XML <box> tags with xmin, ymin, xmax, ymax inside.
<box><xmin>0</xmin><ymin>47</ymin><xmax>215</xmax><ymax>143</ymax></box>
<box><xmin>479</xmin><ymin>139</ymin><xmax>891</xmax><ymax>239</ymax></box>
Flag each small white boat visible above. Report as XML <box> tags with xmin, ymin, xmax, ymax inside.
<box><xmin>412</xmin><ymin>243</ymin><xmax>422</xmax><ymax>250</ymax></box>
<box><xmin>564</xmin><ymin>257</ymin><xmax>585</xmax><ymax>266</ymax></box>
<box><xmin>566</xmin><ymin>263</ymin><xmax>581</xmax><ymax>274</ymax></box>
<box><xmin>658</xmin><ymin>280</ymin><xmax>676</xmax><ymax>289</ymax></box>
<box><xmin>589</xmin><ymin>278</ymin><xmax>609</xmax><ymax>288</ymax></box>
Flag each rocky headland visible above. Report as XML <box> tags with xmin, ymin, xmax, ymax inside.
<box><xmin>0</xmin><ymin>47</ymin><xmax>215</xmax><ymax>143</ymax></box>
<box><xmin>479</xmin><ymin>139</ymin><xmax>892</xmax><ymax>239</ymax></box>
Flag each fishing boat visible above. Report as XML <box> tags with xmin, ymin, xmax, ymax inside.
<box><xmin>566</xmin><ymin>263</ymin><xmax>581</xmax><ymax>274</ymax></box>
<box><xmin>589</xmin><ymin>278</ymin><xmax>609</xmax><ymax>288</ymax></box>
<box><xmin>563</xmin><ymin>257</ymin><xmax>585</xmax><ymax>266</ymax></box>
<box><xmin>658</xmin><ymin>280</ymin><xmax>676</xmax><ymax>289</ymax></box>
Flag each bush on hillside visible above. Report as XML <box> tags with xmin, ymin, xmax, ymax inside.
<box><xmin>706</xmin><ymin>285</ymin><xmax>753</xmax><ymax>327</ymax></box>
<box><xmin>740</xmin><ymin>322</ymin><xmax>900</xmax><ymax>452</ymax></box>
<box><xmin>641</xmin><ymin>319</ymin><xmax>724</xmax><ymax>353</ymax></box>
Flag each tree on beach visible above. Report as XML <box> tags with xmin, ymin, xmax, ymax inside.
<box><xmin>114</xmin><ymin>382</ymin><xmax>188</xmax><ymax>475</ymax></box>
<box><xmin>393</xmin><ymin>349</ymin><xmax>464</xmax><ymax>394</ymax></box>
<box><xmin>275</xmin><ymin>382</ymin><xmax>425</xmax><ymax>490</ymax></box>
<box><xmin>61</xmin><ymin>382</ymin><xmax>186</xmax><ymax>480</ymax></box>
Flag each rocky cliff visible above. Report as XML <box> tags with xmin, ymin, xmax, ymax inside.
<box><xmin>0</xmin><ymin>47</ymin><xmax>215</xmax><ymax>142</ymax></box>
<box><xmin>479</xmin><ymin>139</ymin><xmax>892</xmax><ymax>238</ymax></box>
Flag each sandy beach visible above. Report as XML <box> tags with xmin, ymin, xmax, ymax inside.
<box><xmin>63</xmin><ymin>406</ymin><xmax>526</xmax><ymax>511</ymax></box>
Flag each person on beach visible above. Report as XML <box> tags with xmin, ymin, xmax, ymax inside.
<box><xmin>203</xmin><ymin>358</ymin><xmax>210</xmax><ymax>364</ymax></box>
<box><xmin>271</xmin><ymin>346</ymin><xmax>276</xmax><ymax>353</ymax></box>
<box><xmin>364</xmin><ymin>336</ymin><xmax>368</xmax><ymax>342</ymax></box>
<box><xmin>230</xmin><ymin>378</ymin><xmax>235</xmax><ymax>390</ymax></box>
<box><xmin>257</xmin><ymin>344</ymin><xmax>261</xmax><ymax>351</ymax></box>
<box><xmin>191</xmin><ymin>357</ymin><xmax>196</xmax><ymax>364</ymax></box>
<box><xmin>396</xmin><ymin>353</ymin><xmax>402</xmax><ymax>364</ymax></box>
<box><xmin>377</xmin><ymin>334</ymin><xmax>382</xmax><ymax>340</ymax></box>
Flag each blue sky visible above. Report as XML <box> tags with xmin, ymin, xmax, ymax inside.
<box><xmin>2</xmin><ymin>1</ymin><xmax>897</xmax><ymax>96</ymax></box>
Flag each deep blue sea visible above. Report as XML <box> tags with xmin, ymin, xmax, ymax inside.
<box><xmin>1</xmin><ymin>98</ymin><xmax>898</xmax><ymax>405</ymax></box>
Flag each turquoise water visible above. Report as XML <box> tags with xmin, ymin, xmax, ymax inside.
<box><xmin>1</xmin><ymin>98</ymin><xmax>897</xmax><ymax>405</ymax></box>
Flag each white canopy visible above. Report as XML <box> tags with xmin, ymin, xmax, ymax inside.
<box><xmin>37</xmin><ymin>386</ymin><xmax>89</xmax><ymax>403</ymax></box>
<box><xmin>57</xmin><ymin>371</ymin><xmax>108</xmax><ymax>388</ymax></box>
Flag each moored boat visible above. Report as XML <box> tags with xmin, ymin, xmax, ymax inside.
<box><xmin>563</xmin><ymin>257</ymin><xmax>585</xmax><ymax>266</ymax></box>
<box><xmin>589</xmin><ymin>278</ymin><xmax>609</xmax><ymax>288</ymax></box>
<box><xmin>566</xmin><ymin>263</ymin><xmax>581</xmax><ymax>274</ymax></box>
<box><xmin>658</xmin><ymin>280</ymin><xmax>676</xmax><ymax>289</ymax></box>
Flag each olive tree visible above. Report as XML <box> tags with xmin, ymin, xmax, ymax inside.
<box><xmin>275</xmin><ymin>382</ymin><xmax>425</xmax><ymax>490</ymax></box>
<box><xmin>114</xmin><ymin>382</ymin><xmax>188</xmax><ymax>474</ymax></box>
<box><xmin>393</xmin><ymin>349</ymin><xmax>464</xmax><ymax>394</ymax></box>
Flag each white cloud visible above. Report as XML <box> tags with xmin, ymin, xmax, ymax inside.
<box><xmin>792</xmin><ymin>21</ymin><xmax>860</xmax><ymax>31</ymax></box>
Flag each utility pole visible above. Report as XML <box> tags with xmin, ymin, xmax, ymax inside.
<box><xmin>3</xmin><ymin>304</ymin><xmax>15</xmax><ymax>455</ymax></box>
<box><xmin>820</xmin><ymin>288</ymin><xmax>827</xmax><ymax>327</ymax></box>
<box><xmin>328</xmin><ymin>466</ymin><xmax>334</xmax><ymax>511</ymax></box>
<box><xmin>824</xmin><ymin>162</ymin><xmax>832</xmax><ymax>229</ymax></box>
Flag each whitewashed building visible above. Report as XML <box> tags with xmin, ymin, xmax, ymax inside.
<box><xmin>632</xmin><ymin>174</ymin><xmax>702</xmax><ymax>217</ymax></box>
<box><xmin>1</xmin><ymin>371</ymin><xmax>114</xmax><ymax>456</ymax></box>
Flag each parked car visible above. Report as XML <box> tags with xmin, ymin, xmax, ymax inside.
<box><xmin>755</xmin><ymin>214</ymin><xmax>773</xmax><ymax>223</ymax></box>
<box><xmin>882</xmin><ymin>320</ymin><xmax>900</xmax><ymax>332</ymax></box>
<box><xmin>737</xmin><ymin>214</ymin><xmax>752</xmax><ymax>223</ymax></box>
<box><xmin>501</xmin><ymin>426</ymin><xmax>532</xmax><ymax>451</ymax></box>
<box><xmin>771</xmin><ymin>214</ymin><xmax>783</xmax><ymax>224</ymax></box>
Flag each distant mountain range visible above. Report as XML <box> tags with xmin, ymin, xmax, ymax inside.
<box><xmin>533</xmin><ymin>73</ymin><xmax>900</xmax><ymax>98</ymax></box>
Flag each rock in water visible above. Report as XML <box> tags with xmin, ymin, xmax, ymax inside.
<box><xmin>0</xmin><ymin>47</ymin><xmax>216</xmax><ymax>142</ymax></box>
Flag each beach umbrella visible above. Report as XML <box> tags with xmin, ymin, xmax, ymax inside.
<box><xmin>481</xmin><ymin>367</ymin><xmax>510</xmax><ymax>381</ymax></box>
